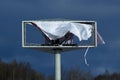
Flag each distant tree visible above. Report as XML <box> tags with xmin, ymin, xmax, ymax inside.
<box><xmin>0</xmin><ymin>57</ymin><xmax>2</xmax><ymax>63</ymax></box>
<box><xmin>94</xmin><ymin>70</ymin><xmax>120</xmax><ymax>80</ymax></box>
<box><xmin>61</xmin><ymin>67</ymin><xmax>93</xmax><ymax>80</ymax></box>
<box><xmin>104</xmin><ymin>70</ymin><xmax>110</xmax><ymax>76</ymax></box>
<box><xmin>0</xmin><ymin>59</ymin><xmax>45</xmax><ymax>80</ymax></box>
<box><xmin>47</xmin><ymin>74</ymin><xmax>54</xmax><ymax>80</ymax></box>
<box><xmin>111</xmin><ymin>73</ymin><xmax>120</xmax><ymax>80</ymax></box>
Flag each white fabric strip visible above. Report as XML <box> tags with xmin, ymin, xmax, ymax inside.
<box><xmin>84</xmin><ymin>47</ymin><xmax>90</xmax><ymax>66</ymax></box>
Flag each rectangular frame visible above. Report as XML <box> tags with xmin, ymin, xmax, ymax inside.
<box><xmin>22</xmin><ymin>20</ymin><xmax>97</xmax><ymax>49</ymax></box>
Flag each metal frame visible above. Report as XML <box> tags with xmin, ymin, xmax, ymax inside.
<box><xmin>22</xmin><ymin>20</ymin><xmax>97</xmax><ymax>52</ymax></box>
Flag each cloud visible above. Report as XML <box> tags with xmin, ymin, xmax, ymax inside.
<box><xmin>53</xmin><ymin>4</ymin><xmax>120</xmax><ymax>17</ymax></box>
<box><xmin>0</xmin><ymin>0</ymin><xmax>120</xmax><ymax>18</ymax></box>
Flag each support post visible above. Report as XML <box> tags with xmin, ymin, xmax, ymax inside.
<box><xmin>55</xmin><ymin>50</ymin><xmax>61</xmax><ymax>80</ymax></box>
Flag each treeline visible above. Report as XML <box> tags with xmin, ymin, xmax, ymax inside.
<box><xmin>95</xmin><ymin>71</ymin><xmax>120</xmax><ymax>80</ymax></box>
<box><xmin>48</xmin><ymin>68</ymin><xmax>120</xmax><ymax>80</ymax></box>
<box><xmin>0</xmin><ymin>59</ymin><xmax>120</xmax><ymax>80</ymax></box>
<box><xmin>64</xmin><ymin>69</ymin><xmax>120</xmax><ymax>80</ymax></box>
<box><xmin>0</xmin><ymin>59</ymin><xmax>45</xmax><ymax>80</ymax></box>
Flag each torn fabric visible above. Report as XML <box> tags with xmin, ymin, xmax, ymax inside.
<box><xmin>97</xmin><ymin>32</ymin><xmax>105</xmax><ymax>44</ymax></box>
<box><xmin>29</xmin><ymin>21</ymin><xmax>93</xmax><ymax>41</ymax></box>
<box><xmin>84</xmin><ymin>47</ymin><xmax>90</xmax><ymax>66</ymax></box>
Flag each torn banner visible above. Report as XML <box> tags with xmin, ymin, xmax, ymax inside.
<box><xmin>27</xmin><ymin>21</ymin><xmax>105</xmax><ymax>66</ymax></box>
<box><xmin>29</xmin><ymin>21</ymin><xmax>93</xmax><ymax>42</ymax></box>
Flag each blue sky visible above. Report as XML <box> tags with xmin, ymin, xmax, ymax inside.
<box><xmin>0</xmin><ymin>0</ymin><xmax>120</xmax><ymax>76</ymax></box>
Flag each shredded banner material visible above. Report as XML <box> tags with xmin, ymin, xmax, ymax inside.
<box><xmin>84</xmin><ymin>47</ymin><xmax>90</xmax><ymax>66</ymax></box>
<box><xmin>29</xmin><ymin>21</ymin><xmax>93</xmax><ymax>41</ymax></box>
